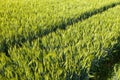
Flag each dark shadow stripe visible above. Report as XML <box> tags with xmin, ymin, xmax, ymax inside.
<box><xmin>0</xmin><ymin>2</ymin><xmax>120</xmax><ymax>56</ymax></box>
<box><xmin>89</xmin><ymin>36</ymin><xmax>120</xmax><ymax>80</ymax></box>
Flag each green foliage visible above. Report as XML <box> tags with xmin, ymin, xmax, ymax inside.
<box><xmin>0</xmin><ymin>0</ymin><xmax>120</xmax><ymax>80</ymax></box>
<box><xmin>107</xmin><ymin>63</ymin><xmax>120</xmax><ymax>80</ymax></box>
<box><xmin>0</xmin><ymin>0</ymin><xmax>120</xmax><ymax>53</ymax></box>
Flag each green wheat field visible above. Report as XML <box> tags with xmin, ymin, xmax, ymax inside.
<box><xmin>0</xmin><ymin>0</ymin><xmax>120</xmax><ymax>80</ymax></box>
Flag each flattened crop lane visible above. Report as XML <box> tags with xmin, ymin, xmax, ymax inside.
<box><xmin>0</xmin><ymin>0</ymin><xmax>120</xmax><ymax>55</ymax></box>
<box><xmin>5</xmin><ymin>5</ymin><xmax>120</xmax><ymax>80</ymax></box>
<box><xmin>36</xmin><ymin>5</ymin><xmax>120</xmax><ymax>79</ymax></box>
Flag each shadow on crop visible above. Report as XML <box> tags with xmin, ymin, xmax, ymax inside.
<box><xmin>89</xmin><ymin>36</ymin><xmax>120</xmax><ymax>80</ymax></box>
<box><xmin>1</xmin><ymin>2</ymin><xmax>120</xmax><ymax>56</ymax></box>
<box><xmin>68</xmin><ymin>36</ymin><xmax>120</xmax><ymax>80</ymax></box>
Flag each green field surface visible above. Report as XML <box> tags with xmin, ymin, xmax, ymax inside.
<box><xmin>109</xmin><ymin>64</ymin><xmax>120</xmax><ymax>80</ymax></box>
<box><xmin>0</xmin><ymin>0</ymin><xmax>120</xmax><ymax>80</ymax></box>
<box><xmin>0</xmin><ymin>0</ymin><xmax>120</xmax><ymax>53</ymax></box>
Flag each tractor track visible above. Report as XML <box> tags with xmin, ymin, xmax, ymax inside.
<box><xmin>1</xmin><ymin>2</ymin><xmax>120</xmax><ymax>56</ymax></box>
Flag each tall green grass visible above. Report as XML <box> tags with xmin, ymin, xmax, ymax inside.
<box><xmin>0</xmin><ymin>5</ymin><xmax>119</xmax><ymax>80</ymax></box>
<box><xmin>0</xmin><ymin>0</ymin><xmax>120</xmax><ymax>53</ymax></box>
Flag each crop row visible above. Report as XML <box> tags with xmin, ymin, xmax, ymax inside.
<box><xmin>40</xmin><ymin>5</ymin><xmax>120</xmax><ymax>80</ymax></box>
<box><xmin>110</xmin><ymin>63</ymin><xmax>120</xmax><ymax>80</ymax></box>
<box><xmin>0</xmin><ymin>5</ymin><xmax>120</xmax><ymax>80</ymax></box>
<box><xmin>0</xmin><ymin>0</ymin><xmax>120</xmax><ymax>53</ymax></box>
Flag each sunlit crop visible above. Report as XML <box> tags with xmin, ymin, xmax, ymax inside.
<box><xmin>0</xmin><ymin>0</ymin><xmax>120</xmax><ymax>80</ymax></box>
